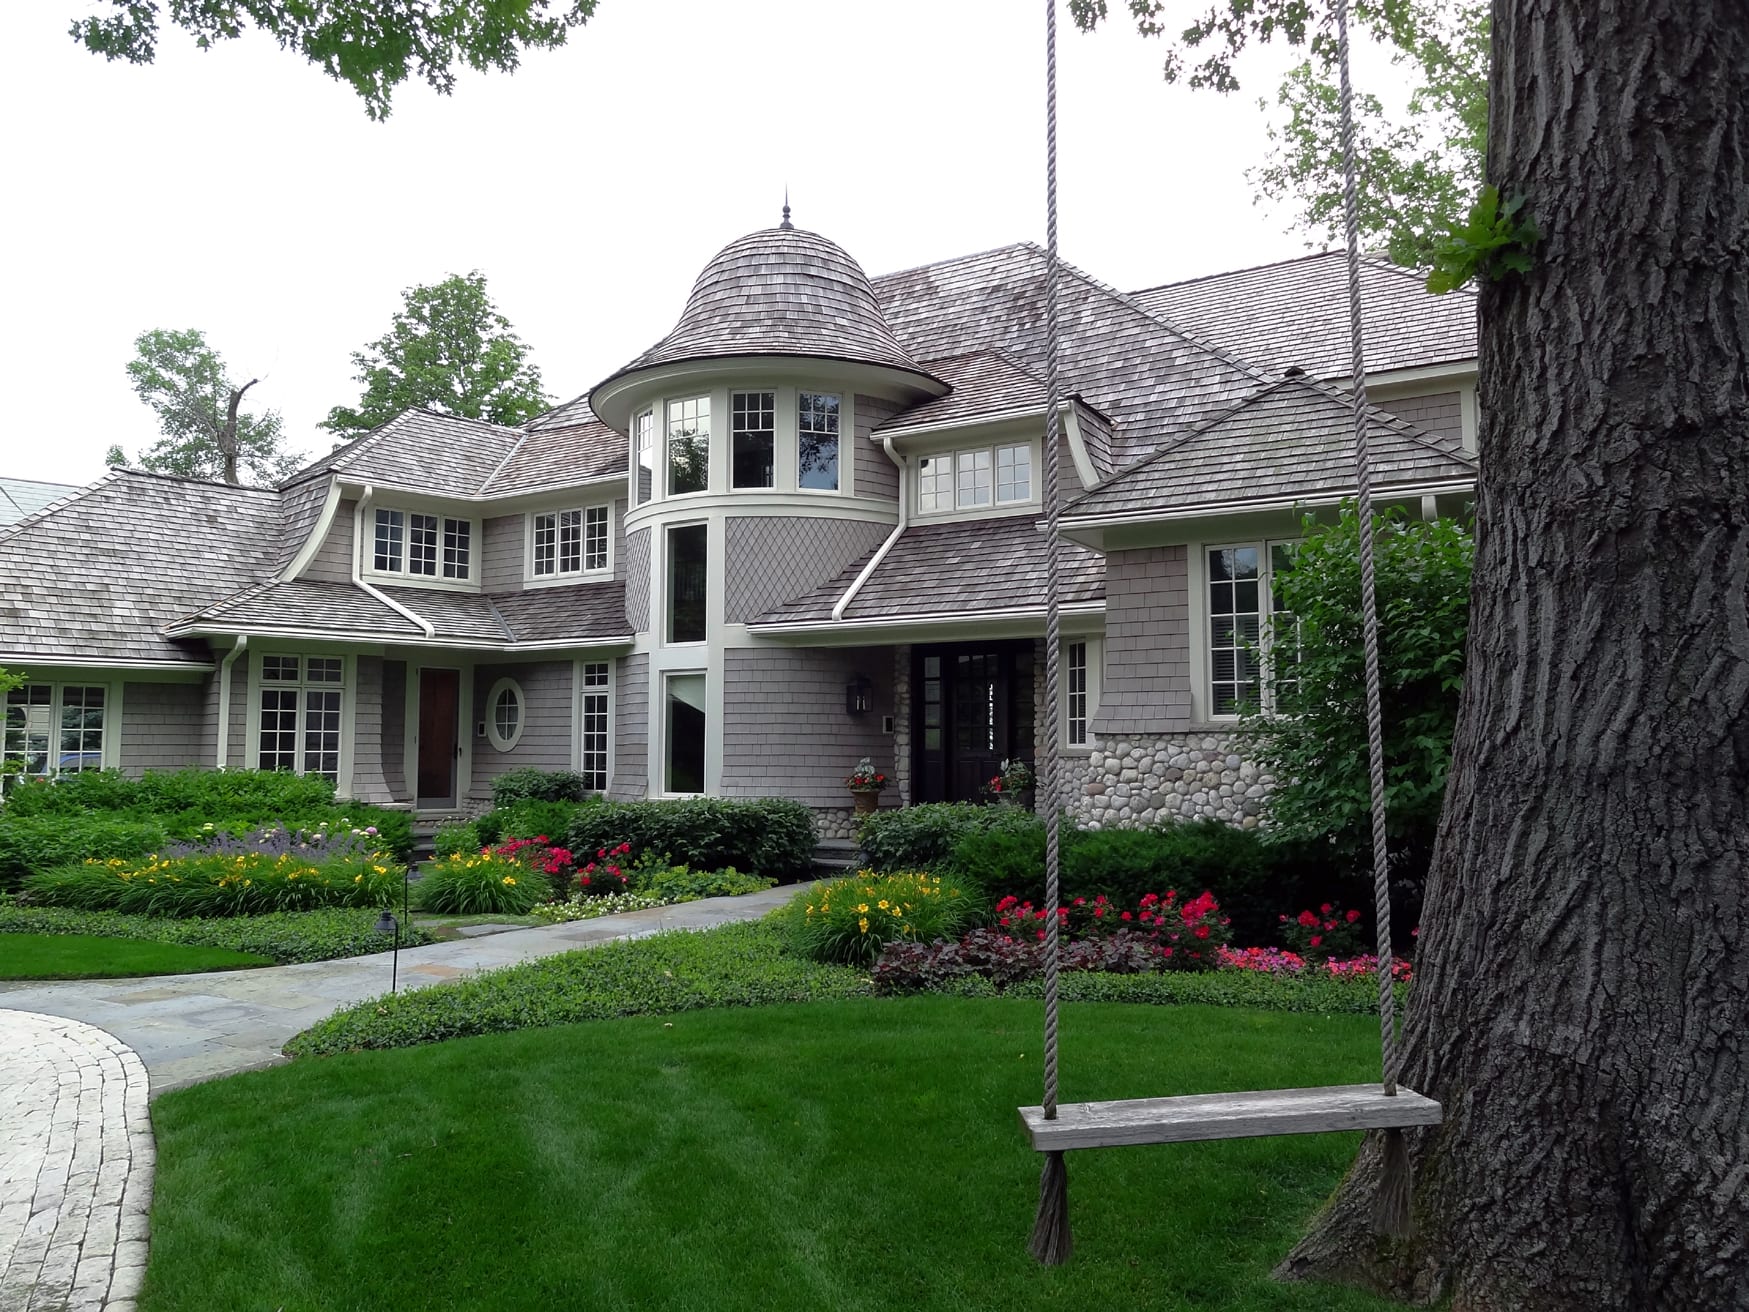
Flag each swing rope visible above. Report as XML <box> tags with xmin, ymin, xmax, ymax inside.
<box><xmin>1027</xmin><ymin>0</ymin><xmax>1413</xmax><ymax>1262</ymax></box>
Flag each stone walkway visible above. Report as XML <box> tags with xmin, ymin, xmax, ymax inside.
<box><xmin>0</xmin><ymin>1011</ymin><xmax>152</xmax><ymax>1312</ymax></box>
<box><xmin>0</xmin><ymin>884</ymin><xmax>796</xmax><ymax>1094</ymax></box>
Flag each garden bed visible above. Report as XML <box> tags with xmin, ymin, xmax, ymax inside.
<box><xmin>0</xmin><ymin>905</ymin><xmax>429</xmax><ymax>966</ymax></box>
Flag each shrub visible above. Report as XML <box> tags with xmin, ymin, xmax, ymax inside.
<box><xmin>0</xmin><ymin>815</ymin><xmax>167</xmax><ymax>890</ymax></box>
<box><xmin>22</xmin><ymin>848</ymin><xmax>403</xmax><ymax>917</ymax></box>
<box><xmin>490</xmin><ymin>768</ymin><xmax>591</xmax><ymax>809</ymax></box>
<box><xmin>1278</xmin><ymin>901</ymin><xmax>1369</xmax><ymax>961</ymax></box>
<box><xmin>0</xmin><ymin>904</ymin><xmax>430</xmax><ymax>965</ymax></box>
<box><xmin>993</xmin><ymin>889</ymin><xmax>1231</xmax><ymax>969</ymax></box>
<box><xmin>432</xmin><ymin>820</ymin><xmax>481</xmax><ymax>857</ymax></box>
<box><xmin>0</xmin><ymin>767</ymin><xmax>337</xmax><ymax>821</ymax></box>
<box><xmin>567</xmin><ymin>798</ymin><xmax>815</xmax><ymax>882</ymax></box>
<box><xmin>631</xmin><ymin>862</ymin><xmax>776</xmax><ymax>901</ymax></box>
<box><xmin>414</xmin><ymin>848</ymin><xmax>548</xmax><ymax>915</ymax></box>
<box><xmin>786</xmin><ymin>870</ymin><xmax>978</xmax><ymax>966</ymax></box>
<box><xmin>858</xmin><ymin>802</ymin><xmax>1035</xmax><ymax>873</ymax></box>
<box><xmin>480</xmin><ymin>799</ymin><xmax>589</xmax><ymax>846</ymax></box>
<box><xmin>339</xmin><ymin>806</ymin><xmax>414</xmax><ymax>862</ymax></box>
<box><xmin>573</xmin><ymin>842</ymin><xmax>631</xmax><ymax>898</ymax></box>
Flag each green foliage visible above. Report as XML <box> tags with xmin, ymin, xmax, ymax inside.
<box><xmin>628</xmin><ymin>862</ymin><xmax>776</xmax><ymax>902</ymax></box>
<box><xmin>432</xmin><ymin>820</ymin><xmax>482</xmax><ymax>857</ymax></box>
<box><xmin>478</xmin><ymin>799</ymin><xmax>589</xmax><ymax>846</ymax></box>
<box><xmin>118</xmin><ymin>328</ymin><xmax>301</xmax><ymax>486</ymax></box>
<box><xmin>856</xmin><ymin>802</ymin><xmax>1036</xmax><ymax>873</ymax></box>
<box><xmin>23</xmin><ymin>851</ymin><xmax>403</xmax><ymax>918</ymax></box>
<box><xmin>489</xmin><ymin>767</ymin><xmax>592</xmax><ymax>808</ymax></box>
<box><xmin>1426</xmin><ymin>184</ymin><xmax>1542</xmax><ymax>292</ymax></box>
<box><xmin>286</xmin><ymin>921</ymin><xmax>870</xmax><ymax>1056</ymax></box>
<box><xmin>566</xmin><ymin>798</ymin><xmax>816</xmax><ymax>882</ymax></box>
<box><xmin>414</xmin><ymin>848</ymin><xmax>548</xmax><ymax>915</ymax></box>
<box><xmin>0</xmin><ymin>905</ymin><xmax>429</xmax><ymax>965</ymax></box>
<box><xmin>1245</xmin><ymin>506</ymin><xmax>1473</xmax><ymax>906</ymax></box>
<box><xmin>0</xmin><ymin>933</ymin><xmax>273</xmax><ymax>980</ymax></box>
<box><xmin>322</xmin><ymin>273</ymin><xmax>552</xmax><ymax>434</ymax></box>
<box><xmin>0</xmin><ymin>815</ymin><xmax>167</xmax><ymax>891</ymax></box>
<box><xmin>784</xmin><ymin>871</ymin><xmax>980</xmax><ymax>966</ymax></box>
<box><xmin>70</xmin><ymin>0</ymin><xmax>601</xmax><ymax>121</ymax></box>
<box><xmin>1009</xmin><ymin>965</ymin><xmax>1409</xmax><ymax>1015</ymax></box>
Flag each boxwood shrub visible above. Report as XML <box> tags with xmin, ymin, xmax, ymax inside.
<box><xmin>567</xmin><ymin>798</ymin><xmax>815</xmax><ymax>881</ymax></box>
<box><xmin>857</xmin><ymin>802</ymin><xmax>1037</xmax><ymax>873</ymax></box>
<box><xmin>490</xmin><ymin>768</ymin><xmax>592</xmax><ymax>809</ymax></box>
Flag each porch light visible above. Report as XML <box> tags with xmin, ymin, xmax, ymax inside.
<box><xmin>846</xmin><ymin>675</ymin><xmax>873</xmax><ymax>716</ymax></box>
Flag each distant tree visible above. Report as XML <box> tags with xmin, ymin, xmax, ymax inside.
<box><xmin>69</xmin><ymin>0</ymin><xmax>599</xmax><ymax>121</ymax></box>
<box><xmin>322</xmin><ymin>272</ymin><xmax>552</xmax><ymax>436</ymax></box>
<box><xmin>120</xmin><ymin>329</ymin><xmax>302</xmax><ymax>487</ymax></box>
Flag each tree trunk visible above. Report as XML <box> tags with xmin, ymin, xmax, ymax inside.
<box><xmin>1279</xmin><ymin>3</ymin><xmax>1749</xmax><ymax>1309</ymax></box>
<box><xmin>218</xmin><ymin>378</ymin><xmax>257</xmax><ymax>486</ymax></box>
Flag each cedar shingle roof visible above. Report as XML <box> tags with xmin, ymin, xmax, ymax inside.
<box><xmin>290</xmin><ymin>408</ymin><xmax>526</xmax><ymax>495</ymax></box>
<box><xmin>489</xmin><ymin>582</ymin><xmax>630</xmax><ymax>643</ymax></box>
<box><xmin>875</xmin><ymin>351</ymin><xmax>1047</xmax><ymax>436</ymax></box>
<box><xmin>1128</xmin><ymin>251</ymin><xmax>1478</xmax><ymax>379</ymax></box>
<box><xmin>176</xmin><ymin>579</ymin><xmax>425</xmax><ymax>636</ymax></box>
<box><xmin>1065</xmin><ymin>375</ymin><xmax>1476</xmax><ymax>521</ymax></box>
<box><xmin>483</xmin><ymin>416</ymin><xmax>626</xmax><ymax>493</ymax></box>
<box><xmin>752</xmin><ymin>516</ymin><xmax>1104</xmax><ymax>627</ymax></box>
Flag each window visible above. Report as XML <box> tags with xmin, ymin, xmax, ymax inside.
<box><xmin>4</xmin><ymin>684</ymin><xmax>106</xmax><ymax>779</ymax></box>
<box><xmin>373</xmin><ymin>507</ymin><xmax>471</xmax><ymax>580</ymax></box>
<box><xmin>797</xmin><ymin>392</ymin><xmax>841</xmax><ymax>491</ymax></box>
<box><xmin>579</xmin><ymin>662</ymin><xmax>609</xmax><ymax>791</ymax></box>
<box><xmin>485</xmin><ymin>678</ymin><xmax>524</xmax><ymax>751</ymax></box>
<box><xmin>1066</xmin><ymin>641</ymin><xmax>1088</xmax><ymax>746</ymax></box>
<box><xmin>1206</xmin><ymin>544</ymin><xmax>1299</xmax><ymax>717</ymax></box>
<box><xmin>667</xmin><ymin>523</ymin><xmax>708</xmax><ymax>643</ymax></box>
<box><xmin>667</xmin><ymin>396</ymin><xmax>710</xmax><ymax>495</ymax></box>
<box><xmin>257</xmin><ymin>654</ymin><xmax>344</xmax><ymax>782</ymax></box>
<box><xmin>917</xmin><ymin>443</ymin><xmax>1036</xmax><ymax>512</ymax></box>
<box><xmin>731</xmin><ymin>390</ymin><xmax>775</xmax><ymax>489</ymax></box>
<box><xmin>664</xmin><ymin>672</ymin><xmax>706</xmax><ymax>794</ymax></box>
<box><xmin>533</xmin><ymin>505</ymin><xmax>609</xmax><ymax>577</ymax></box>
<box><xmin>634</xmin><ymin>409</ymin><xmax>655</xmax><ymax>505</ymax></box>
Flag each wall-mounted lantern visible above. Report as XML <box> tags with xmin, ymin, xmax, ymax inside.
<box><xmin>845</xmin><ymin>675</ymin><xmax>873</xmax><ymax>716</ymax></box>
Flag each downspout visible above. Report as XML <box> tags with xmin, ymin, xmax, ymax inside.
<box><xmin>215</xmin><ymin>636</ymin><xmax>247</xmax><ymax>769</ymax></box>
<box><xmin>833</xmin><ymin>435</ymin><xmax>909</xmax><ymax>621</ymax></box>
<box><xmin>354</xmin><ymin>485</ymin><xmax>435</xmax><ymax>638</ymax></box>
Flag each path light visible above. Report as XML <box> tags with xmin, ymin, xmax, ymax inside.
<box><xmin>375</xmin><ymin>909</ymin><xmax>400</xmax><ymax>993</ymax></box>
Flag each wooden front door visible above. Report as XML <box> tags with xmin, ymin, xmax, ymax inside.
<box><xmin>912</xmin><ymin>642</ymin><xmax>1035</xmax><ymax>803</ymax></box>
<box><xmin>417</xmin><ymin>668</ymin><xmax>460</xmax><ymax>805</ymax></box>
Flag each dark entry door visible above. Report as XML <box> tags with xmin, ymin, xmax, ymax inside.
<box><xmin>913</xmin><ymin>643</ymin><xmax>1035</xmax><ymax>803</ymax></box>
<box><xmin>417</xmin><ymin>668</ymin><xmax>460</xmax><ymax>805</ymax></box>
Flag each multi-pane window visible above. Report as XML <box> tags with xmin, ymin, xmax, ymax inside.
<box><xmin>580</xmin><ymin>662</ymin><xmax>610</xmax><ymax>791</ymax></box>
<box><xmin>917</xmin><ymin>443</ymin><xmax>1035</xmax><ymax>512</ymax></box>
<box><xmin>731</xmin><ymin>391</ymin><xmax>776</xmax><ymax>489</ymax></box>
<box><xmin>667</xmin><ymin>523</ymin><xmax>708</xmax><ymax>643</ymax></box>
<box><xmin>667</xmin><ymin>396</ymin><xmax>710</xmax><ymax>495</ymax></box>
<box><xmin>918</xmin><ymin>455</ymin><xmax>953</xmax><ymax>512</ymax></box>
<box><xmin>1066</xmin><ymin>641</ymin><xmax>1088</xmax><ymax>746</ymax></box>
<box><xmin>955</xmin><ymin>449</ymin><xmax>992</xmax><ymax>508</ymax></box>
<box><xmin>1206</xmin><ymin>544</ymin><xmax>1298</xmax><ymax>717</ymax></box>
<box><xmin>4</xmin><ymin>684</ymin><xmax>106</xmax><ymax>779</ymax></box>
<box><xmin>533</xmin><ymin>505</ymin><xmax>609</xmax><ymax>576</ymax></box>
<box><xmin>797</xmin><ymin>392</ymin><xmax>841</xmax><ymax>491</ymax></box>
<box><xmin>1267</xmin><ymin>543</ymin><xmax>1301</xmax><ymax>704</ymax></box>
<box><xmin>373</xmin><ymin>508</ymin><xmax>471</xmax><ymax>580</ymax></box>
<box><xmin>257</xmin><ymin>655</ymin><xmax>344</xmax><ymax>783</ymax></box>
<box><xmin>664</xmin><ymin>672</ymin><xmax>706</xmax><ymax>794</ymax></box>
<box><xmin>995</xmin><ymin>444</ymin><xmax>1032</xmax><ymax>502</ymax></box>
<box><xmin>634</xmin><ymin>409</ymin><xmax>655</xmax><ymax>505</ymax></box>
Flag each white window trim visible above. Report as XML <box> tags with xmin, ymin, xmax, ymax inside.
<box><xmin>523</xmin><ymin>502</ymin><xmax>615</xmax><ymax>586</ymax></box>
<box><xmin>362</xmin><ymin>505</ymin><xmax>482</xmax><ymax>592</ymax></box>
<box><xmin>1061</xmin><ymin>636</ymin><xmax>1103</xmax><ymax>753</ymax></box>
<box><xmin>2</xmin><ymin>680</ymin><xmax>122</xmax><ymax>780</ymax></box>
<box><xmin>243</xmin><ymin>650</ymin><xmax>355</xmax><ymax>788</ymax></box>
<box><xmin>914</xmin><ymin>438</ymin><xmax>1040</xmax><ymax>518</ymax></box>
<box><xmin>1196</xmin><ymin>540</ymin><xmax>1297</xmax><ymax>723</ymax></box>
<box><xmin>658</xmin><ymin>668</ymin><xmax>708</xmax><ymax>797</ymax></box>
<box><xmin>661</xmin><ymin>518</ymin><xmax>711</xmax><ymax>648</ymax></box>
<box><xmin>573</xmin><ymin>659</ymin><xmax>613</xmax><ymax>792</ymax></box>
<box><xmin>794</xmin><ymin>389</ymin><xmax>845</xmax><ymax>496</ymax></box>
<box><xmin>665</xmin><ymin>395</ymin><xmax>713</xmax><ymax>499</ymax></box>
<box><xmin>484</xmin><ymin>677</ymin><xmax>525</xmax><ymax>752</ymax></box>
<box><xmin>729</xmin><ymin>387</ymin><xmax>779</xmax><ymax>492</ymax></box>
<box><xmin>632</xmin><ymin>408</ymin><xmax>656</xmax><ymax>507</ymax></box>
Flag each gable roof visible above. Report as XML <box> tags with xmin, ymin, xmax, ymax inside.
<box><xmin>1129</xmin><ymin>251</ymin><xmax>1477</xmax><ymax>379</ymax></box>
<box><xmin>291</xmin><ymin>408</ymin><xmax>527</xmax><ymax>496</ymax></box>
<box><xmin>1064</xmin><ymin>374</ymin><xmax>1476</xmax><ymax>523</ymax></box>
<box><xmin>873</xmin><ymin>350</ymin><xmax>1048</xmax><ymax>437</ymax></box>
<box><xmin>0</xmin><ymin>478</ymin><xmax>81</xmax><ymax>527</ymax></box>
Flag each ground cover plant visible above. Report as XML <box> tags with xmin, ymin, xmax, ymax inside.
<box><xmin>0</xmin><ymin>904</ymin><xmax>426</xmax><ymax>965</ymax></box>
<box><xmin>153</xmin><ymin>998</ymin><xmax>1399</xmax><ymax>1312</ymax></box>
<box><xmin>0</xmin><ymin>932</ymin><xmax>272</xmax><ymax>979</ymax></box>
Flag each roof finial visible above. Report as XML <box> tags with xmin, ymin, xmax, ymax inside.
<box><xmin>780</xmin><ymin>187</ymin><xmax>793</xmax><ymax>230</ymax></box>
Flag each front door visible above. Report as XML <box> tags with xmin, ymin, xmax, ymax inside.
<box><xmin>912</xmin><ymin>642</ymin><xmax>1035</xmax><ymax>803</ymax></box>
<box><xmin>416</xmin><ymin>668</ymin><xmax>460</xmax><ymax>807</ymax></box>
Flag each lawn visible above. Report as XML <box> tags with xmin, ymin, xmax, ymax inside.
<box><xmin>146</xmin><ymin>997</ymin><xmax>1398</xmax><ymax>1312</ymax></box>
<box><xmin>0</xmin><ymin>932</ymin><xmax>272</xmax><ymax>979</ymax></box>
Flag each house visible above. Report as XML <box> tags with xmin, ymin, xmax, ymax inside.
<box><xmin>0</xmin><ymin>216</ymin><xmax>1477</xmax><ymax>836</ymax></box>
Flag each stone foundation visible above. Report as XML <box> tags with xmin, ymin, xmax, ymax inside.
<box><xmin>1066</xmin><ymin>733</ymin><xmax>1273</xmax><ymax>830</ymax></box>
<box><xmin>813</xmin><ymin>805</ymin><xmax>863</xmax><ymax>842</ymax></box>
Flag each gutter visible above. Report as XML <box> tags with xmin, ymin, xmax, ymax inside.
<box><xmin>832</xmin><ymin>435</ymin><xmax>909</xmax><ymax>621</ymax></box>
<box><xmin>215</xmin><ymin>636</ymin><xmax>247</xmax><ymax>769</ymax></box>
<box><xmin>354</xmin><ymin>486</ymin><xmax>436</xmax><ymax>638</ymax></box>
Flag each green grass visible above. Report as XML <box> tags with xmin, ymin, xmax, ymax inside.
<box><xmin>0</xmin><ymin>932</ymin><xmax>272</xmax><ymax>979</ymax></box>
<box><xmin>147</xmin><ymin>998</ymin><xmax>1396</xmax><ymax>1312</ymax></box>
<box><xmin>0</xmin><ymin>905</ymin><xmax>432</xmax><ymax>965</ymax></box>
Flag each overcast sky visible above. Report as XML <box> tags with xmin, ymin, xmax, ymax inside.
<box><xmin>0</xmin><ymin>2</ymin><xmax>1409</xmax><ymax>486</ymax></box>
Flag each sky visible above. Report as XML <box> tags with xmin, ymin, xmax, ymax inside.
<box><xmin>0</xmin><ymin>2</ymin><xmax>1409</xmax><ymax>486</ymax></box>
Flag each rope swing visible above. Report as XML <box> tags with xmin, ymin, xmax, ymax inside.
<box><xmin>1023</xmin><ymin>0</ymin><xmax>1436</xmax><ymax>1264</ymax></box>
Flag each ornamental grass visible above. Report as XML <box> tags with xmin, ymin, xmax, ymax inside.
<box><xmin>23</xmin><ymin>850</ymin><xmax>403</xmax><ymax>918</ymax></box>
<box><xmin>414</xmin><ymin>848</ymin><xmax>549</xmax><ymax>915</ymax></box>
<box><xmin>787</xmin><ymin>870</ymin><xmax>978</xmax><ymax>965</ymax></box>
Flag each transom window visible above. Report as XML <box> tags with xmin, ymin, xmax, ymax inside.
<box><xmin>4</xmin><ymin>684</ymin><xmax>106</xmax><ymax>780</ymax></box>
<box><xmin>373</xmin><ymin>508</ymin><xmax>471</xmax><ymax>580</ymax></box>
<box><xmin>1207</xmin><ymin>543</ymin><xmax>1298</xmax><ymax>716</ymax></box>
<box><xmin>797</xmin><ymin>392</ymin><xmax>841</xmax><ymax>491</ymax></box>
<box><xmin>634</xmin><ymin>409</ymin><xmax>655</xmax><ymax>506</ymax></box>
<box><xmin>918</xmin><ymin>442</ymin><xmax>1033</xmax><ymax>512</ymax></box>
<box><xmin>532</xmin><ymin>505</ymin><xmax>609</xmax><ymax>576</ymax></box>
<box><xmin>258</xmin><ymin>654</ymin><xmax>344</xmax><ymax>782</ymax></box>
<box><xmin>731</xmin><ymin>391</ymin><xmax>776</xmax><ymax>489</ymax></box>
<box><xmin>667</xmin><ymin>396</ymin><xmax>710</xmax><ymax>496</ymax></box>
<box><xmin>579</xmin><ymin>662</ymin><xmax>610</xmax><ymax>791</ymax></box>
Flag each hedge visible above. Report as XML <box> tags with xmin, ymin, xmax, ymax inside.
<box><xmin>566</xmin><ymin>798</ymin><xmax>815</xmax><ymax>881</ymax></box>
<box><xmin>856</xmin><ymin>802</ymin><xmax>1037</xmax><ymax>873</ymax></box>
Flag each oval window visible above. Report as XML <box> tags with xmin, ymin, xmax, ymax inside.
<box><xmin>485</xmin><ymin>678</ymin><xmax>525</xmax><ymax>751</ymax></box>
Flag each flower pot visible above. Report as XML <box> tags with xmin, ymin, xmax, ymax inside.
<box><xmin>851</xmin><ymin>788</ymin><xmax>881</xmax><ymax>816</ymax></box>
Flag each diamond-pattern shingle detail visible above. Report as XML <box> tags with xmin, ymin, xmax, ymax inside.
<box><xmin>723</xmin><ymin>516</ymin><xmax>895</xmax><ymax>623</ymax></box>
<box><xmin>623</xmin><ymin>529</ymin><xmax>650</xmax><ymax>633</ymax></box>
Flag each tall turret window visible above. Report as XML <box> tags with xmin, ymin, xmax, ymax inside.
<box><xmin>731</xmin><ymin>391</ymin><xmax>775</xmax><ymax>488</ymax></box>
<box><xmin>666</xmin><ymin>397</ymin><xmax>710</xmax><ymax>496</ymax></box>
<box><xmin>798</xmin><ymin>392</ymin><xmax>841</xmax><ymax>491</ymax></box>
<box><xmin>634</xmin><ymin>410</ymin><xmax>655</xmax><ymax>505</ymax></box>
<box><xmin>667</xmin><ymin>523</ymin><xmax>708</xmax><ymax>643</ymax></box>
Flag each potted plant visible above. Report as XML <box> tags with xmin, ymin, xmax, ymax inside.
<box><xmin>845</xmin><ymin>757</ymin><xmax>889</xmax><ymax>816</ymax></box>
<box><xmin>983</xmin><ymin>758</ymin><xmax>1034</xmax><ymax>807</ymax></box>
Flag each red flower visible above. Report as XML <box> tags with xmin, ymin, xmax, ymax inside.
<box><xmin>1297</xmin><ymin>910</ymin><xmax>1319</xmax><ymax>928</ymax></box>
<box><xmin>1120</xmin><ymin>911</ymin><xmax>1132</xmax><ymax>922</ymax></box>
<box><xmin>1193</xmin><ymin>924</ymin><xmax>1210</xmax><ymax>940</ymax></box>
<box><xmin>1309</xmin><ymin>934</ymin><xmax>1323</xmax><ymax>947</ymax></box>
<box><xmin>1346</xmin><ymin>909</ymin><xmax>1362</xmax><ymax>924</ymax></box>
<box><xmin>1320</xmin><ymin>902</ymin><xmax>1333</xmax><ymax>915</ymax></box>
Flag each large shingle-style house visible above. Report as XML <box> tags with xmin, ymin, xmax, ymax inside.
<box><xmin>0</xmin><ymin>219</ymin><xmax>1476</xmax><ymax>837</ymax></box>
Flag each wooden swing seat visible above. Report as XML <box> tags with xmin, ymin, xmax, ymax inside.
<box><xmin>1019</xmin><ymin>1083</ymin><xmax>1441</xmax><ymax>1152</ymax></box>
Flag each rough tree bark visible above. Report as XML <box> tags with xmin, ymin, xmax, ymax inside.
<box><xmin>1278</xmin><ymin>3</ymin><xmax>1748</xmax><ymax>1309</ymax></box>
<box><xmin>216</xmin><ymin>378</ymin><xmax>259</xmax><ymax>486</ymax></box>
